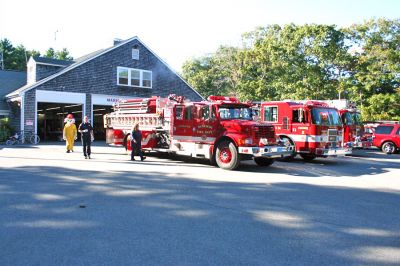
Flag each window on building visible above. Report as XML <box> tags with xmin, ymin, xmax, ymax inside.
<box><xmin>264</xmin><ymin>106</ymin><xmax>278</xmax><ymax>122</ymax></box>
<box><xmin>142</xmin><ymin>71</ymin><xmax>152</xmax><ymax>88</ymax></box>
<box><xmin>130</xmin><ymin>69</ymin><xmax>140</xmax><ymax>86</ymax></box>
<box><xmin>117</xmin><ymin>67</ymin><xmax>152</xmax><ymax>88</ymax></box>
<box><xmin>132</xmin><ymin>48</ymin><xmax>139</xmax><ymax>60</ymax></box>
<box><xmin>118</xmin><ymin>68</ymin><xmax>128</xmax><ymax>85</ymax></box>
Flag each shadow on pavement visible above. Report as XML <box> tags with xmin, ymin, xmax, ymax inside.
<box><xmin>0</xmin><ymin>165</ymin><xmax>399</xmax><ymax>265</ymax></box>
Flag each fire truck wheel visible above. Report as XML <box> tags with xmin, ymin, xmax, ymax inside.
<box><xmin>215</xmin><ymin>141</ymin><xmax>240</xmax><ymax>170</ymax></box>
<box><xmin>381</xmin><ymin>142</ymin><xmax>396</xmax><ymax>154</ymax></box>
<box><xmin>254</xmin><ymin>157</ymin><xmax>274</xmax><ymax>167</ymax></box>
<box><xmin>300</xmin><ymin>154</ymin><xmax>316</xmax><ymax>161</ymax></box>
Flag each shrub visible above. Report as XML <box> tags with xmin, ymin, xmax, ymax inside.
<box><xmin>0</xmin><ymin>118</ymin><xmax>13</xmax><ymax>142</ymax></box>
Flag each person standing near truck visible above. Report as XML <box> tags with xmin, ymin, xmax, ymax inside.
<box><xmin>78</xmin><ymin>116</ymin><xmax>94</xmax><ymax>159</ymax></box>
<box><xmin>130</xmin><ymin>122</ymin><xmax>146</xmax><ymax>161</ymax></box>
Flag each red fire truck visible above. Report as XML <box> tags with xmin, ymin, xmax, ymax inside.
<box><xmin>324</xmin><ymin>100</ymin><xmax>372</xmax><ymax>149</ymax></box>
<box><xmin>260</xmin><ymin>100</ymin><xmax>352</xmax><ymax>160</ymax></box>
<box><xmin>104</xmin><ymin>95</ymin><xmax>293</xmax><ymax>170</ymax></box>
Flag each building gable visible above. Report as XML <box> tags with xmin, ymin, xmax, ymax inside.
<box><xmin>6</xmin><ymin>37</ymin><xmax>203</xmax><ymax>101</ymax></box>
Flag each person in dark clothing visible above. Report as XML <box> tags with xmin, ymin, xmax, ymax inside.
<box><xmin>131</xmin><ymin>122</ymin><xmax>146</xmax><ymax>161</ymax></box>
<box><xmin>78</xmin><ymin>116</ymin><xmax>94</xmax><ymax>159</ymax></box>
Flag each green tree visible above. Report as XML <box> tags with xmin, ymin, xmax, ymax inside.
<box><xmin>44</xmin><ymin>47</ymin><xmax>73</xmax><ymax>60</ymax></box>
<box><xmin>0</xmin><ymin>39</ymin><xmax>41</xmax><ymax>71</ymax></box>
<box><xmin>182</xmin><ymin>46</ymin><xmax>242</xmax><ymax>98</ymax></box>
<box><xmin>55</xmin><ymin>48</ymin><xmax>73</xmax><ymax>60</ymax></box>
<box><xmin>239</xmin><ymin>24</ymin><xmax>351</xmax><ymax>101</ymax></box>
<box><xmin>343</xmin><ymin>18</ymin><xmax>400</xmax><ymax>120</ymax></box>
<box><xmin>44</xmin><ymin>48</ymin><xmax>56</xmax><ymax>58</ymax></box>
<box><xmin>0</xmin><ymin>38</ymin><xmax>16</xmax><ymax>70</ymax></box>
<box><xmin>362</xmin><ymin>91</ymin><xmax>400</xmax><ymax>121</ymax></box>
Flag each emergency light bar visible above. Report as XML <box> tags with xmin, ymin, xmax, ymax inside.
<box><xmin>304</xmin><ymin>100</ymin><xmax>330</xmax><ymax>107</ymax></box>
<box><xmin>208</xmin><ymin>95</ymin><xmax>240</xmax><ymax>103</ymax></box>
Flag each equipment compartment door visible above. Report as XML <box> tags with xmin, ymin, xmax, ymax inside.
<box><xmin>194</xmin><ymin>104</ymin><xmax>219</xmax><ymax>143</ymax></box>
<box><xmin>172</xmin><ymin>104</ymin><xmax>194</xmax><ymax>140</ymax></box>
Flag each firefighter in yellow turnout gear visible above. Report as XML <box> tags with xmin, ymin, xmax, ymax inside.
<box><xmin>63</xmin><ymin>114</ymin><xmax>77</xmax><ymax>153</ymax></box>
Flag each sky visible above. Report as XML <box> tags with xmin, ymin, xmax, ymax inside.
<box><xmin>0</xmin><ymin>0</ymin><xmax>399</xmax><ymax>72</ymax></box>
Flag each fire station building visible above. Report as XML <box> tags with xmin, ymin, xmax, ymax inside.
<box><xmin>4</xmin><ymin>37</ymin><xmax>203</xmax><ymax>141</ymax></box>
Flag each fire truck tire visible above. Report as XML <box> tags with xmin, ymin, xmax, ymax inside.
<box><xmin>381</xmin><ymin>142</ymin><xmax>396</xmax><ymax>154</ymax></box>
<box><xmin>300</xmin><ymin>154</ymin><xmax>316</xmax><ymax>161</ymax></box>
<box><xmin>254</xmin><ymin>157</ymin><xmax>274</xmax><ymax>167</ymax></box>
<box><xmin>210</xmin><ymin>153</ymin><xmax>217</xmax><ymax>166</ymax></box>
<box><xmin>215</xmin><ymin>141</ymin><xmax>240</xmax><ymax>170</ymax></box>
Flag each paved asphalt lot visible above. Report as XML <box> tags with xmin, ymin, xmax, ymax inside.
<box><xmin>0</xmin><ymin>143</ymin><xmax>399</xmax><ymax>265</ymax></box>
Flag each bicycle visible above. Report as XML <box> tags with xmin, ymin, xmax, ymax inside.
<box><xmin>24</xmin><ymin>131</ymin><xmax>41</xmax><ymax>144</ymax></box>
<box><xmin>5</xmin><ymin>131</ymin><xmax>40</xmax><ymax>145</ymax></box>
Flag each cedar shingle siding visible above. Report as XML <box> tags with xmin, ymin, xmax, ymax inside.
<box><xmin>8</xmin><ymin>38</ymin><xmax>202</xmax><ymax>133</ymax></box>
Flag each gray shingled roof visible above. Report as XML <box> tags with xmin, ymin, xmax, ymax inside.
<box><xmin>33</xmin><ymin>56</ymin><xmax>74</xmax><ymax>66</ymax></box>
<box><xmin>5</xmin><ymin>36</ymin><xmax>204</xmax><ymax>100</ymax></box>
<box><xmin>0</xmin><ymin>70</ymin><xmax>27</xmax><ymax>110</ymax></box>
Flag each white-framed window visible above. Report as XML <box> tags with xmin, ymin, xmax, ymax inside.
<box><xmin>132</xmin><ymin>48</ymin><xmax>139</xmax><ymax>60</ymax></box>
<box><xmin>117</xmin><ymin>67</ymin><xmax>152</xmax><ymax>88</ymax></box>
<box><xmin>142</xmin><ymin>70</ymin><xmax>152</xmax><ymax>88</ymax></box>
<box><xmin>118</xmin><ymin>67</ymin><xmax>129</xmax><ymax>85</ymax></box>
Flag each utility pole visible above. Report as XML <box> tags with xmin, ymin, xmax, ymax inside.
<box><xmin>0</xmin><ymin>50</ymin><xmax>4</xmax><ymax>70</ymax></box>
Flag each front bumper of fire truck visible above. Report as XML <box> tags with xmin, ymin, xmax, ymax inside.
<box><xmin>315</xmin><ymin>147</ymin><xmax>352</xmax><ymax>157</ymax></box>
<box><xmin>238</xmin><ymin>145</ymin><xmax>295</xmax><ymax>158</ymax></box>
<box><xmin>345</xmin><ymin>139</ymin><xmax>372</xmax><ymax>149</ymax></box>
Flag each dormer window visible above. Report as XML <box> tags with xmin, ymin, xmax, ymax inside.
<box><xmin>132</xmin><ymin>48</ymin><xmax>139</xmax><ymax>60</ymax></box>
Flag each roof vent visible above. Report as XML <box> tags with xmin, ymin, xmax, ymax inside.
<box><xmin>113</xmin><ymin>38</ymin><xmax>123</xmax><ymax>46</ymax></box>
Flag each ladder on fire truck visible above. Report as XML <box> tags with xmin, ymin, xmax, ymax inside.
<box><xmin>104</xmin><ymin>96</ymin><xmax>168</xmax><ymax>132</ymax></box>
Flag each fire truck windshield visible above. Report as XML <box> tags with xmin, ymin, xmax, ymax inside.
<box><xmin>352</xmin><ymin>112</ymin><xmax>362</xmax><ymax>125</ymax></box>
<box><xmin>342</xmin><ymin>112</ymin><xmax>355</xmax><ymax>125</ymax></box>
<box><xmin>342</xmin><ymin>112</ymin><xmax>362</xmax><ymax>125</ymax></box>
<box><xmin>218</xmin><ymin>106</ymin><xmax>253</xmax><ymax>120</ymax></box>
<box><xmin>311</xmin><ymin>108</ymin><xmax>342</xmax><ymax>126</ymax></box>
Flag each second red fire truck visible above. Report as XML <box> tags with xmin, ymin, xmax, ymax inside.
<box><xmin>260</xmin><ymin>100</ymin><xmax>352</xmax><ymax>160</ymax></box>
<box><xmin>324</xmin><ymin>100</ymin><xmax>372</xmax><ymax>149</ymax></box>
<box><xmin>104</xmin><ymin>95</ymin><xmax>293</xmax><ymax>170</ymax></box>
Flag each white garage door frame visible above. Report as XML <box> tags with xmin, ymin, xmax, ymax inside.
<box><xmin>35</xmin><ymin>90</ymin><xmax>86</xmax><ymax>135</ymax></box>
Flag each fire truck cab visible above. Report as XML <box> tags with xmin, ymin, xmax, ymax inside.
<box><xmin>260</xmin><ymin>100</ymin><xmax>352</xmax><ymax>160</ymax></box>
<box><xmin>104</xmin><ymin>95</ymin><xmax>293</xmax><ymax>170</ymax></box>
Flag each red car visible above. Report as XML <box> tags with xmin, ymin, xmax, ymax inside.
<box><xmin>372</xmin><ymin>123</ymin><xmax>400</xmax><ymax>154</ymax></box>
